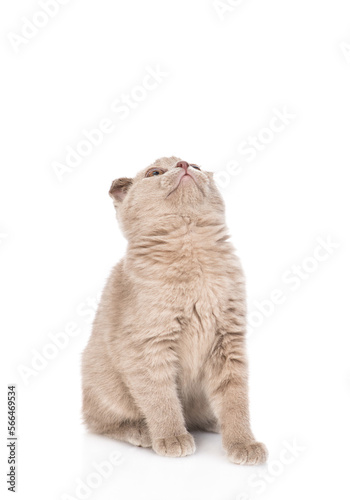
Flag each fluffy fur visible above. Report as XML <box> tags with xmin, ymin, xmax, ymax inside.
<box><xmin>81</xmin><ymin>156</ymin><xmax>267</xmax><ymax>464</ymax></box>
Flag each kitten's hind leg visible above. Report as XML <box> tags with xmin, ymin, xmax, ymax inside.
<box><xmin>103</xmin><ymin>419</ymin><xmax>152</xmax><ymax>448</ymax></box>
<box><xmin>202</xmin><ymin>419</ymin><xmax>220</xmax><ymax>433</ymax></box>
<box><xmin>183</xmin><ymin>389</ymin><xmax>220</xmax><ymax>433</ymax></box>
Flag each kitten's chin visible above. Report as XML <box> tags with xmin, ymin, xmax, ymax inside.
<box><xmin>168</xmin><ymin>186</ymin><xmax>204</xmax><ymax>210</ymax></box>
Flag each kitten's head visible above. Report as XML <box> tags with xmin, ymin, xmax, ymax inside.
<box><xmin>109</xmin><ymin>156</ymin><xmax>225</xmax><ymax>238</ymax></box>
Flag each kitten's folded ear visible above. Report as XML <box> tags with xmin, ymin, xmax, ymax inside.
<box><xmin>109</xmin><ymin>177</ymin><xmax>133</xmax><ymax>202</ymax></box>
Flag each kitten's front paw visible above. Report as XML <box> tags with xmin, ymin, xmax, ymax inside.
<box><xmin>227</xmin><ymin>441</ymin><xmax>267</xmax><ymax>465</ymax></box>
<box><xmin>153</xmin><ymin>432</ymin><xmax>196</xmax><ymax>458</ymax></box>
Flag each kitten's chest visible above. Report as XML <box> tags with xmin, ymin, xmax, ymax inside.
<box><xmin>174</xmin><ymin>277</ymin><xmax>224</xmax><ymax>381</ymax></box>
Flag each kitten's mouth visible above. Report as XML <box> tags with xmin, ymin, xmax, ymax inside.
<box><xmin>166</xmin><ymin>171</ymin><xmax>200</xmax><ymax>198</ymax></box>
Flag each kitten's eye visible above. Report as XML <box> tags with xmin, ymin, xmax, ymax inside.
<box><xmin>145</xmin><ymin>168</ymin><xmax>165</xmax><ymax>177</ymax></box>
<box><xmin>190</xmin><ymin>164</ymin><xmax>201</xmax><ymax>170</ymax></box>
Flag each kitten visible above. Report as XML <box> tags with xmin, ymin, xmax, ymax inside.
<box><xmin>82</xmin><ymin>156</ymin><xmax>267</xmax><ymax>464</ymax></box>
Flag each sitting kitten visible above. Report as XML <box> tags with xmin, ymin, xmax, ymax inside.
<box><xmin>82</xmin><ymin>156</ymin><xmax>267</xmax><ymax>464</ymax></box>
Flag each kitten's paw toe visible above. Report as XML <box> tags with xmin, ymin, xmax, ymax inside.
<box><xmin>227</xmin><ymin>441</ymin><xmax>267</xmax><ymax>465</ymax></box>
<box><xmin>153</xmin><ymin>432</ymin><xmax>196</xmax><ymax>457</ymax></box>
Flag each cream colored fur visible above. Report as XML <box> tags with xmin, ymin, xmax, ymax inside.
<box><xmin>81</xmin><ymin>156</ymin><xmax>267</xmax><ymax>464</ymax></box>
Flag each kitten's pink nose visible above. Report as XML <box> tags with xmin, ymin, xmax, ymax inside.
<box><xmin>176</xmin><ymin>161</ymin><xmax>189</xmax><ymax>172</ymax></box>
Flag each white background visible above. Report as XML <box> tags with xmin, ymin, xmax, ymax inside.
<box><xmin>1</xmin><ymin>0</ymin><xmax>350</xmax><ymax>499</ymax></box>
